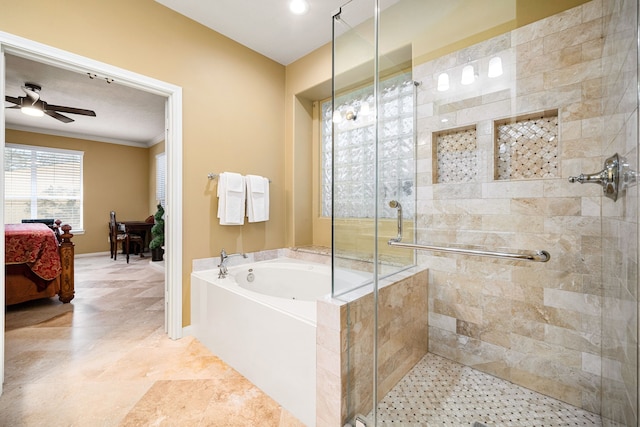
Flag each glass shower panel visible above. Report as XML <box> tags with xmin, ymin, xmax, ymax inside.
<box><xmin>331</xmin><ymin>0</ymin><xmax>377</xmax><ymax>298</ymax></box>
<box><xmin>330</xmin><ymin>0</ymin><xmax>416</xmax><ymax>297</ymax></box>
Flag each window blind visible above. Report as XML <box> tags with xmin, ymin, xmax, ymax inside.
<box><xmin>156</xmin><ymin>152</ymin><xmax>166</xmax><ymax>208</ymax></box>
<box><xmin>4</xmin><ymin>143</ymin><xmax>84</xmax><ymax>230</ymax></box>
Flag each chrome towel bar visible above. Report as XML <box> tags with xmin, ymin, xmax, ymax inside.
<box><xmin>208</xmin><ymin>172</ymin><xmax>271</xmax><ymax>183</ymax></box>
<box><xmin>387</xmin><ymin>199</ymin><xmax>550</xmax><ymax>263</ymax></box>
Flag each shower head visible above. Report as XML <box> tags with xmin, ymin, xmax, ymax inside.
<box><xmin>345</xmin><ymin>109</ymin><xmax>357</xmax><ymax>121</ymax></box>
<box><xmin>389</xmin><ymin>200</ymin><xmax>401</xmax><ymax>209</ymax></box>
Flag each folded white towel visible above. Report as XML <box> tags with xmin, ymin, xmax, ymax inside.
<box><xmin>217</xmin><ymin>172</ymin><xmax>245</xmax><ymax>225</ymax></box>
<box><xmin>246</xmin><ymin>175</ymin><xmax>269</xmax><ymax>223</ymax></box>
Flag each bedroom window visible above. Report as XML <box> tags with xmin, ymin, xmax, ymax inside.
<box><xmin>4</xmin><ymin>143</ymin><xmax>84</xmax><ymax>230</ymax></box>
<box><xmin>156</xmin><ymin>152</ymin><xmax>166</xmax><ymax>208</ymax></box>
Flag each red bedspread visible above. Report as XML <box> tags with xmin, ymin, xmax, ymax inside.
<box><xmin>5</xmin><ymin>223</ymin><xmax>62</xmax><ymax>281</ymax></box>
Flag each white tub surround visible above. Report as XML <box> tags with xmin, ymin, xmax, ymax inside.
<box><xmin>191</xmin><ymin>257</ymin><xmax>327</xmax><ymax>427</ymax></box>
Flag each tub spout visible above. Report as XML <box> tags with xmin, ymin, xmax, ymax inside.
<box><xmin>218</xmin><ymin>248</ymin><xmax>248</xmax><ymax>278</ymax></box>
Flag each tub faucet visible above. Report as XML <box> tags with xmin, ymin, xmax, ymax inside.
<box><xmin>218</xmin><ymin>248</ymin><xmax>248</xmax><ymax>278</ymax></box>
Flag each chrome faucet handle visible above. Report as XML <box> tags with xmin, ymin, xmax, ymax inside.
<box><xmin>569</xmin><ymin>153</ymin><xmax>620</xmax><ymax>201</ymax></box>
<box><xmin>568</xmin><ymin>172</ymin><xmax>606</xmax><ymax>184</ymax></box>
<box><xmin>218</xmin><ymin>248</ymin><xmax>228</xmax><ymax>273</ymax></box>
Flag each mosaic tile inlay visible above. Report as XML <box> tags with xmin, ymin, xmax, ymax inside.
<box><xmin>369</xmin><ymin>353</ymin><xmax>604</xmax><ymax>426</ymax></box>
<box><xmin>495</xmin><ymin>112</ymin><xmax>559</xmax><ymax>180</ymax></box>
<box><xmin>435</xmin><ymin>126</ymin><xmax>478</xmax><ymax>183</ymax></box>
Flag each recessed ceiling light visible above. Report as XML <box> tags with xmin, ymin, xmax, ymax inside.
<box><xmin>289</xmin><ymin>0</ymin><xmax>309</xmax><ymax>15</ymax></box>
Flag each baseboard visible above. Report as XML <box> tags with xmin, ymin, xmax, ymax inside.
<box><xmin>76</xmin><ymin>251</ymin><xmax>111</xmax><ymax>258</ymax></box>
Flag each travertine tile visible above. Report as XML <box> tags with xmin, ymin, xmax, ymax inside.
<box><xmin>2</xmin><ymin>255</ymin><xmax>303</xmax><ymax>427</ymax></box>
<box><xmin>411</xmin><ymin>1</ymin><xmax>619</xmax><ymax>418</ymax></box>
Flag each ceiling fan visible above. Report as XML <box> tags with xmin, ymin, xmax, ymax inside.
<box><xmin>5</xmin><ymin>83</ymin><xmax>96</xmax><ymax>123</ymax></box>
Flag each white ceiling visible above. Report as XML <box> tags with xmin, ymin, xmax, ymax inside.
<box><xmin>155</xmin><ymin>0</ymin><xmax>351</xmax><ymax>66</ymax></box>
<box><xmin>4</xmin><ymin>54</ymin><xmax>166</xmax><ymax>148</ymax></box>
<box><xmin>4</xmin><ymin>0</ymin><xmax>377</xmax><ymax>147</ymax></box>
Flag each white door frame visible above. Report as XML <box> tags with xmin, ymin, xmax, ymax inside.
<box><xmin>0</xmin><ymin>31</ymin><xmax>184</xmax><ymax>394</ymax></box>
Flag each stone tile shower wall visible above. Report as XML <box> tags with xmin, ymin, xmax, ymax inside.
<box><xmin>411</xmin><ymin>1</ymin><xmax>605</xmax><ymax>413</ymax></box>
<box><xmin>600</xmin><ymin>0</ymin><xmax>638</xmax><ymax>425</ymax></box>
<box><xmin>315</xmin><ymin>268</ymin><xmax>429</xmax><ymax>426</ymax></box>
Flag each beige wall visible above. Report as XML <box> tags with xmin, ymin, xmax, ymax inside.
<box><xmin>292</xmin><ymin>96</ymin><xmax>314</xmax><ymax>246</ymax></box>
<box><xmin>6</xmin><ymin>129</ymin><xmax>150</xmax><ymax>254</ymax></box>
<box><xmin>0</xmin><ymin>0</ymin><xmax>286</xmax><ymax>326</ymax></box>
<box><xmin>285</xmin><ymin>45</ymin><xmax>332</xmax><ymax>248</ymax></box>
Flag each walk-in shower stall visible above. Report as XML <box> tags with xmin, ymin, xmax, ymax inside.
<box><xmin>329</xmin><ymin>0</ymin><xmax>639</xmax><ymax>425</ymax></box>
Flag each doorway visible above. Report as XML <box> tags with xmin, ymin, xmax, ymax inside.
<box><xmin>0</xmin><ymin>31</ymin><xmax>184</xmax><ymax>395</ymax></box>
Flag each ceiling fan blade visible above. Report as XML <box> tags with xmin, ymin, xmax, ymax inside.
<box><xmin>44</xmin><ymin>110</ymin><xmax>74</xmax><ymax>123</ymax></box>
<box><xmin>6</xmin><ymin>105</ymin><xmax>21</xmax><ymax>109</ymax></box>
<box><xmin>5</xmin><ymin>95</ymin><xmax>21</xmax><ymax>105</ymax></box>
<box><xmin>44</xmin><ymin>103</ymin><xmax>96</xmax><ymax>117</ymax></box>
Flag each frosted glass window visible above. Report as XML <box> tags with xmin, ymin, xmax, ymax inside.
<box><xmin>5</xmin><ymin>143</ymin><xmax>84</xmax><ymax>230</ymax></box>
<box><xmin>321</xmin><ymin>73</ymin><xmax>415</xmax><ymax>219</ymax></box>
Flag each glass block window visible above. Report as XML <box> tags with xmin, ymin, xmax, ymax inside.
<box><xmin>496</xmin><ymin>111</ymin><xmax>559</xmax><ymax>180</ymax></box>
<box><xmin>434</xmin><ymin>126</ymin><xmax>478</xmax><ymax>183</ymax></box>
<box><xmin>321</xmin><ymin>73</ymin><xmax>415</xmax><ymax>219</ymax></box>
<box><xmin>5</xmin><ymin>143</ymin><xmax>84</xmax><ymax>230</ymax></box>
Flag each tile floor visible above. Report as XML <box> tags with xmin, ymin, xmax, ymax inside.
<box><xmin>371</xmin><ymin>353</ymin><xmax>604</xmax><ymax>426</ymax></box>
<box><xmin>1</xmin><ymin>254</ymin><xmax>303</xmax><ymax>427</ymax></box>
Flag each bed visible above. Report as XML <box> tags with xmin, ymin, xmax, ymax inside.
<box><xmin>4</xmin><ymin>220</ymin><xmax>75</xmax><ymax>305</ymax></box>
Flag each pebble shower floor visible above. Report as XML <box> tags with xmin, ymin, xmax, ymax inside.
<box><xmin>369</xmin><ymin>353</ymin><xmax>605</xmax><ymax>426</ymax></box>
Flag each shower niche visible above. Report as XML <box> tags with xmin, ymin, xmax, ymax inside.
<box><xmin>433</xmin><ymin>109</ymin><xmax>560</xmax><ymax>185</ymax></box>
<box><xmin>433</xmin><ymin>125</ymin><xmax>478</xmax><ymax>184</ymax></box>
<box><xmin>495</xmin><ymin>110</ymin><xmax>559</xmax><ymax>181</ymax></box>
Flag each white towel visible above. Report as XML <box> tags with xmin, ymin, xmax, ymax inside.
<box><xmin>217</xmin><ymin>172</ymin><xmax>246</xmax><ymax>225</ymax></box>
<box><xmin>246</xmin><ymin>175</ymin><xmax>270</xmax><ymax>222</ymax></box>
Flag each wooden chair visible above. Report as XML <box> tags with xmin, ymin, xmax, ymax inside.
<box><xmin>109</xmin><ymin>211</ymin><xmax>126</xmax><ymax>261</ymax></box>
<box><xmin>125</xmin><ymin>228</ymin><xmax>144</xmax><ymax>259</ymax></box>
<box><xmin>109</xmin><ymin>211</ymin><xmax>143</xmax><ymax>263</ymax></box>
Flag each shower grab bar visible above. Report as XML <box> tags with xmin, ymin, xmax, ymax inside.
<box><xmin>388</xmin><ymin>240</ymin><xmax>550</xmax><ymax>262</ymax></box>
<box><xmin>386</xmin><ymin>200</ymin><xmax>550</xmax><ymax>263</ymax></box>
